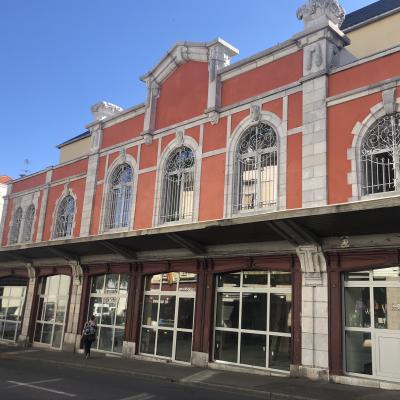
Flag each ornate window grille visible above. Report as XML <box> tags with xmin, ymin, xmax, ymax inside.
<box><xmin>234</xmin><ymin>123</ymin><xmax>278</xmax><ymax>212</ymax></box>
<box><xmin>160</xmin><ymin>146</ymin><xmax>194</xmax><ymax>223</ymax></box>
<box><xmin>361</xmin><ymin>113</ymin><xmax>400</xmax><ymax>195</ymax></box>
<box><xmin>53</xmin><ymin>195</ymin><xmax>75</xmax><ymax>238</ymax></box>
<box><xmin>9</xmin><ymin>207</ymin><xmax>22</xmax><ymax>245</ymax></box>
<box><xmin>104</xmin><ymin>163</ymin><xmax>133</xmax><ymax>231</ymax></box>
<box><xmin>21</xmin><ymin>204</ymin><xmax>35</xmax><ymax>243</ymax></box>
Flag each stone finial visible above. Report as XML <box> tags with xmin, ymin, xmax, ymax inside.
<box><xmin>297</xmin><ymin>0</ymin><xmax>345</xmax><ymax>29</ymax></box>
<box><xmin>91</xmin><ymin>101</ymin><xmax>123</xmax><ymax>121</ymax></box>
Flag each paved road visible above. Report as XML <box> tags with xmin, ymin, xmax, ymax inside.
<box><xmin>0</xmin><ymin>356</ymin><xmax>263</xmax><ymax>400</ymax></box>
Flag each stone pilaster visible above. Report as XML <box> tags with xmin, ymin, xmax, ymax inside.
<box><xmin>296</xmin><ymin>244</ymin><xmax>329</xmax><ymax>380</ymax></box>
<box><xmin>17</xmin><ymin>264</ymin><xmax>37</xmax><ymax>346</ymax></box>
<box><xmin>63</xmin><ymin>262</ymin><xmax>83</xmax><ymax>352</ymax></box>
<box><xmin>36</xmin><ymin>168</ymin><xmax>53</xmax><ymax>242</ymax></box>
<box><xmin>0</xmin><ymin>182</ymin><xmax>12</xmax><ymax>245</ymax></box>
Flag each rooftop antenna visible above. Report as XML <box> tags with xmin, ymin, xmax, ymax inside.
<box><xmin>20</xmin><ymin>159</ymin><xmax>31</xmax><ymax>178</ymax></box>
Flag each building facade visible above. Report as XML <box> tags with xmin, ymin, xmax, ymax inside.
<box><xmin>1</xmin><ymin>0</ymin><xmax>400</xmax><ymax>390</ymax></box>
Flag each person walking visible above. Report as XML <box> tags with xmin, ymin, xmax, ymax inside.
<box><xmin>82</xmin><ymin>315</ymin><xmax>97</xmax><ymax>359</ymax></box>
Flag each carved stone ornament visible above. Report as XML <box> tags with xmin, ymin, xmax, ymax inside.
<box><xmin>70</xmin><ymin>261</ymin><xmax>83</xmax><ymax>284</ymax></box>
<box><xmin>176</xmin><ymin>130</ymin><xmax>184</xmax><ymax>146</ymax></box>
<box><xmin>91</xmin><ymin>101</ymin><xmax>123</xmax><ymax>122</ymax></box>
<box><xmin>340</xmin><ymin>236</ymin><xmax>350</xmax><ymax>248</ymax></box>
<box><xmin>305</xmin><ymin>42</ymin><xmax>323</xmax><ymax>71</ymax></box>
<box><xmin>143</xmin><ymin>132</ymin><xmax>153</xmax><ymax>146</ymax></box>
<box><xmin>208</xmin><ymin>110</ymin><xmax>220</xmax><ymax>126</ymax></box>
<box><xmin>297</xmin><ymin>0</ymin><xmax>345</xmax><ymax>28</ymax></box>
<box><xmin>25</xmin><ymin>263</ymin><xmax>36</xmax><ymax>281</ymax></box>
<box><xmin>120</xmin><ymin>148</ymin><xmax>127</xmax><ymax>162</ymax></box>
<box><xmin>250</xmin><ymin>104</ymin><xmax>262</xmax><ymax>123</ymax></box>
<box><xmin>296</xmin><ymin>244</ymin><xmax>327</xmax><ymax>286</ymax></box>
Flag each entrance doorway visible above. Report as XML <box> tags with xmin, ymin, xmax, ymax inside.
<box><xmin>344</xmin><ymin>267</ymin><xmax>400</xmax><ymax>381</ymax></box>
<box><xmin>33</xmin><ymin>275</ymin><xmax>71</xmax><ymax>349</ymax></box>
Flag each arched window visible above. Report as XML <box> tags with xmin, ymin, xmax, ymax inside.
<box><xmin>160</xmin><ymin>146</ymin><xmax>195</xmax><ymax>223</ymax></box>
<box><xmin>361</xmin><ymin>113</ymin><xmax>400</xmax><ymax>195</ymax></box>
<box><xmin>9</xmin><ymin>207</ymin><xmax>22</xmax><ymax>245</ymax></box>
<box><xmin>54</xmin><ymin>195</ymin><xmax>75</xmax><ymax>238</ymax></box>
<box><xmin>21</xmin><ymin>204</ymin><xmax>35</xmax><ymax>243</ymax></box>
<box><xmin>104</xmin><ymin>163</ymin><xmax>133</xmax><ymax>230</ymax></box>
<box><xmin>234</xmin><ymin>123</ymin><xmax>278</xmax><ymax>213</ymax></box>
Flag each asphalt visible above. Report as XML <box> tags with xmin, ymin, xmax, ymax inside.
<box><xmin>0</xmin><ymin>344</ymin><xmax>399</xmax><ymax>400</ymax></box>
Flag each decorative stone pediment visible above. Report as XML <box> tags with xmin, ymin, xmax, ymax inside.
<box><xmin>297</xmin><ymin>0</ymin><xmax>345</xmax><ymax>30</ymax></box>
<box><xmin>91</xmin><ymin>101</ymin><xmax>123</xmax><ymax>122</ymax></box>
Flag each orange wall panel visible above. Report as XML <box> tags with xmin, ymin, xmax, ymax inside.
<box><xmin>101</xmin><ymin>114</ymin><xmax>144</xmax><ymax>149</ymax></box>
<box><xmin>12</xmin><ymin>173</ymin><xmax>46</xmax><ymax>194</ymax></box>
<box><xmin>221</xmin><ymin>51</ymin><xmax>303</xmax><ymax>107</ymax></box>
<box><xmin>155</xmin><ymin>61</ymin><xmax>209</xmax><ymax>130</ymax></box>
<box><xmin>327</xmin><ymin>92</ymin><xmax>381</xmax><ymax>204</ymax></box>
<box><xmin>329</xmin><ymin>52</ymin><xmax>400</xmax><ymax>97</ymax></box>
<box><xmin>262</xmin><ymin>98</ymin><xmax>283</xmax><ymax>119</ymax></box>
<box><xmin>202</xmin><ymin>118</ymin><xmax>227</xmax><ymax>153</ymax></box>
<box><xmin>1</xmin><ymin>199</ymin><xmax>14</xmax><ymax>246</ymax></box>
<box><xmin>185</xmin><ymin>126</ymin><xmax>200</xmax><ymax>145</ymax></box>
<box><xmin>52</xmin><ymin>158</ymin><xmax>88</xmax><ymax>182</ymax></box>
<box><xmin>288</xmin><ymin>92</ymin><xmax>302</xmax><ymax>130</ymax></box>
<box><xmin>97</xmin><ymin>156</ymin><xmax>107</xmax><ymax>181</ymax></box>
<box><xmin>127</xmin><ymin>146</ymin><xmax>138</xmax><ymax>163</ymax></box>
<box><xmin>134</xmin><ymin>171</ymin><xmax>156</xmax><ymax>230</ymax></box>
<box><xmin>286</xmin><ymin>133</ymin><xmax>302</xmax><ymax>209</ymax></box>
<box><xmin>32</xmin><ymin>191</ymin><xmax>43</xmax><ymax>242</ymax></box>
<box><xmin>90</xmin><ymin>184</ymin><xmax>104</xmax><ymax>235</ymax></box>
<box><xmin>140</xmin><ymin>139</ymin><xmax>159</xmax><ymax>170</ymax></box>
<box><xmin>161</xmin><ymin>134</ymin><xmax>175</xmax><ymax>152</ymax></box>
<box><xmin>199</xmin><ymin>154</ymin><xmax>225</xmax><ymax>221</ymax></box>
<box><xmin>231</xmin><ymin>110</ymin><xmax>249</xmax><ymax>134</ymax></box>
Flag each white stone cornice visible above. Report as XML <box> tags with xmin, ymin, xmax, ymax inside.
<box><xmin>91</xmin><ymin>101</ymin><xmax>124</xmax><ymax>122</ymax></box>
<box><xmin>297</xmin><ymin>0</ymin><xmax>346</xmax><ymax>30</ymax></box>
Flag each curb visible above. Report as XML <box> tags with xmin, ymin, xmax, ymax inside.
<box><xmin>0</xmin><ymin>354</ymin><xmax>321</xmax><ymax>400</ymax></box>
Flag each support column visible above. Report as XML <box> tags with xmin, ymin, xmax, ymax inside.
<box><xmin>17</xmin><ymin>264</ymin><xmax>37</xmax><ymax>346</ymax></box>
<box><xmin>63</xmin><ymin>262</ymin><xmax>84</xmax><ymax>352</ymax></box>
<box><xmin>296</xmin><ymin>245</ymin><xmax>329</xmax><ymax>380</ymax></box>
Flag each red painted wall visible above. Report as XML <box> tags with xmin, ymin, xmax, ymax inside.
<box><xmin>327</xmin><ymin>93</ymin><xmax>381</xmax><ymax>204</ymax></box>
<box><xmin>286</xmin><ymin>133</ymin><xmax>302</xmax><ymax>209</ymax></box>
<box><xmin>134</xmin><ymin>171</ymin><xmax>156</xmax><ymax>230</ymax></box>
<box><xmin>155</xmin><ymin>61</ymin><xmax>209</xmax><ymax>130</ymax></box>
<box><xmin>199</xmin><ymin>154</ymin><xmax>225</xmax><ymax>221</ymax></box>
<box><xmin>1</xmin><ymin>199</ymin><xmax>14</xmax><ymax>246</ymax></box>
<box><xmin>329</xmin><ymin>51</ymin><xmax>400</xmax><ymax>97</ymax></box>
<box><xmin>102</xmin><ymin>114</ymin><xmax>144</xmax><ymax>149</ymax></box>
<box><xmin>221</xmin><ymin>51</ymin><xmax>303</xmax><ymax>107</ymax></box>
<box><xmin>140</xmin><ymin>139</ymin><xmax>159</xmax><ymax>170</ymax></box>
<box><xmin>203</xmin><ymin>118</ymin><xmax>227</xmax><ymax>153</ymax></box>
<box><xmin>90</xmin><ymin>184</ymin><xmax>103</xmax><ymax>235</ymax></box>
<box><xmin>288</xmin><ymin>92</ymin><xmax>302</xmax><ymax>130</ymax></box>
<box><xmin>52</xmin><ymin>159</ymin><xmax>88</xmax><ymax>182</ymax></box>
<box><xmin>12</xmin><ymin>173</ymin><xmax>46</xmax><ymax>194</ymax></box>
<box><xmin>231</xmin><ymin>110</ymin><xmax>249</xmax><ymax>134</ymax></box>
<box><xmin>262</xmin><ymin>98</ymin><xmax>283</xmax><ymax>119</ymax></box>
<box><xmin>32</xmin><ymin>191</ymin><xmax>43</xmax><ymax>242</ymax></box>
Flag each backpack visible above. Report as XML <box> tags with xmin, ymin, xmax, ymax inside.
<box><xmin>84</xmin><ymin>322</ymin><xmax>96</xmax><ymax>336</ymax></box>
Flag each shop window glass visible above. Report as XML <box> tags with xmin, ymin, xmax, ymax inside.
<box><xmin>373</xmin><ymin>267</ymin><xmax>400</xmax><ymax>283</ymax></box>
<box><xmin>345</xmin><ymin>331</ymin><xmax>372</xmax><ymax>375</ymax></box>
<box><xmin>216</xmin><ymin>293</ymin><xmax>239</xmax><ymax>329</ymax></box>
<box><xmin>177</xmin><ymin>298</ymin><xmax>194</xmax><ymax>329</ymax></box>
<box><xmin>270</xmin><ymin>272</ymin><xmax>291</xmax><ymax>288</ymax></box>
<box><xmin>270</xmin><ymin>294</ymin><xmax>292</xmax><ymax>333</ymax></box>
<box><xmin>217</xmin><ymin>273</ymin><xmax>240</xmax><ymax>288</ymax></box>
<box><xmin>140</xmin><ymin>328</ymin><xmax>156</xmax><ymax>354</ymax></box>
<box><xmin>241</xmin><ymin>333</ymin><xmax>266</xmax><ymax>367</ymax></box>
<box><xmin>241</xmin><ymin>293</ymin><xmax>267</xmax><ymax>331</ymax></box>
<box><xmin>156</xmin><ymin>330</ymin><xmax>173</xmax><ymax>357</ymax></box>
<box><xmin>345</xmin><ymin>287</ymin><xmax>371</xmax><ymax>328</ymax></box>
<box><xmin>243</xmin><ymin>271</ymin><xmax>268</xmax><ymax>288</ymax></box>
<box><xmin>214</xmin><ymin>331</ymin><xmax>238</xmax><ymax>363</ymax></box>
<box><xmin>269</xmin><ymin>336</ymin><xmax>291</xmax><ymax>371</ymax></box>
<box><xmin>175</xmin><ymin>332</ymin><xmax>192</xmax><ymax>363</ymax></box>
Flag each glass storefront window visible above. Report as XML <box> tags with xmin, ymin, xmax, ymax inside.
<box><xmin>87</xmin><ymin>273</ymin><xmax>129</xmax><ymax>354</ymax></box>
<box><xmin>34</xmin><ymin>275</ymin><xmax>71</xmax><ymax>349</ymax></box>
<box><xmin>0</xmin><ymin>283</ymin><xmax>26</xmax><ymax>342</ymax></box>
<box><xmin>140</xmin><ymin>272</ymin><xmax>196</xmax><ymax>363</ymax></box>
<box><xmin>343</xmin><ymin>267</ymin><xmax>400</xmax><ymax>379</ymax></box>
<box><xmin>214</xmin><ymin>270</ymin><xmax>292</xmax><ymax>371</ymax></box>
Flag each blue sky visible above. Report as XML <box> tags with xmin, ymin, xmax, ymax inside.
<box><xmin>0</xmin><ymin>0</ymin><xmax>372</xmax><ymax>179</ymax></box>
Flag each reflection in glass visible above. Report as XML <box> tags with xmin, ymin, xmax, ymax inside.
<box><xmin>175</xmin><ymin>332</ymin><xmax>192</xmax><ymax>362</ymax></box>
<box><xmin>162</xmin><ymin>273</ymin><xmax>178</xmax><ymax>292</ymax></box>
<box><xmin>270</xmin><ymin>272</ymin><xmax>291</xmax><ymax>288</ymax></box>
<box><xmin>59</xmin><ymin>276</ymin><xmax>71</xmax><ymax>296</ymax></box>
<box><xmin>113</xmin><ymin>329</ymin><xmax>124</xmax><ymax>353</ymax></box>
<box><xmin>48</xmin><ymin>276</ymin><xmax>59</xmax><ymax>296</ymax></box>
<box><xmin>241</xmin><ymin>333</ymin><xmax>266</xmax><ymax>367</ymax></box>
<box><xmin>6</xmin><ymin>299</ymin><xmax>20</xmax><ymax>321</ymax></box>
<box><xmin>217</xmin><ymin>273</ymin><xmax>240</xmax><ymax>288</ymax></box>
<box><xmin>119</xmin><ymin>275</ymin><xmax>129</xmax><ymax>293</ymax></box>
<box><xmin>157</xmin><ymin>329</ymin><xmax>173</xmax><ymax>357</ymax></box>
<box><xmin>178</xmin><ymin>298</ymin><xmax>194</xmax><ymax>329</ymax></box>
<box><xmin>142</xmin><ymin>296</ymin><xmax>159</xmax><ymax>326</ymax></box>
<box><xmin>241</xmin><ymin>293</ymin><xmax>267</xmax><ymax>331</ymax></box>
<box><xmin>89</xmin><ymin>297</ymin><xmax>102</xmax><ymax>320</ymax></box>
<box><xmin>344</xmin><ymin>271</ymin><xmax>369</xmax><ymax>282</ymax></box>
<box><xmin>345</xmin><ymin>287</ymin><xmax>371</xmax><ymax>328</ymax></box>
<box><xmin>159</xmin><ymin>296</ymin><xmax>175</xmax><ymax>327</ymax></box>
<box><xmin>373</xmin><ymin>267</ymin><xmax>400</xmax><ymax>283</ymax></box>
<box><xmin>41</xmin><ymin>324</ymin><xmax>52</xmax><ymax>344</ymax></box>
<box><xmin>55</xmin><ymin>299</ymin><xmax>67</xmax><ymax>323</ymax></box>
<box><xmin>105</xmin><ymin>274</ymin><xmax>119</xmax><ymax>294</ymax></box>
<box><xmin>270</xmin><ymin>294</ymin><xmax>292</xmax><ymax>333</ymax></box>
<box><xmin>243</xmin><ymin>271</ymin><xmax>268</xmax><ymax>288</ymax></box>
<box><xmin>3</xmin><ymin>322</ymin><xmax>17</xmax><ymax>340</ymax></box>
<box><xmin>52</xmin><ymin>325</ymin><xmax>63</xmax><ymax>348</ymax></box>
<box><xmin>44</xmin><ymin>302</ymin><xmax>55</xmax><ymax>322</ymax></box>
<box><xmin>345</xmin><ymin>331</ymin><xmax>372</xmax><ymax>375</ymax></box>
<box><xmin>101</xmin><ymin>297</ymin><xmax>117</xmax><ymax>325</ymax></box>
<box><xmin>91</xmin><ymin>275</ymin><xmax>105</xmax><ymax>294</ymax></box>
<box><xmin>140</xmin><ymin>328</ymin><xmax>156</xmax><ymax>354</ymax></box>
<box><xmin>98</xmin><ymin>326</ymin><xmax>113</xmax><ymax>352</ymax></box>
<box><xmin>145</xmin><ymin>274</ymin><xmax>161</xmax><ymax>291</ymax></box>
<box><xmin>178</xmin><ymin>273</ymin><xmax>197</xmax><ymax>292</ymax></box>
<box><xmin>115</xmin><ymin>297</ymin><xmax>127</xmax><ymax>326</ymax></box>
<box><xmin>269</xmin><ymin>336</ymin><xmax>291</xmax><ymax>371</ymax></box>
<box><xmin>216</xmin><ymin>293</ymin><xmax>239</xmax><ymax>328</ymax></box>
<box><xmin>214</xmin><ymin>331</ymin><xmax>238</xmax><ymax>363</ymax></box>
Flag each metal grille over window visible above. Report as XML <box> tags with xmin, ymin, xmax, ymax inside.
<box><xmin>9</xmin><ymin>207</ymin><xmax>22</xmax><ymax>245</ymax></box>
<box><xmin>104</xmin><ymin>163</ymin><xmax>133</xmax><ymax>231</ymax></box>
<box><xmin>214</xmin><ymin>271</ymin><xmax>292</xmax><ymax>371</ymax></box>
<box><xmin>234</xmin><ymin>123</ymin><xmax>277</xmax><ymax>212</ymax></box>
<box><xmin>54</xmin><ymin>196</ymin><xmax>75</xmax><ymax>238</ymax></box>
<box><xmin>361</xmin><ymin>113</ymin><xmax>400</xmax><ymax>195</ymax></box>
<box><xmin>140</xmin><ymin>272</ymin><xmax>197</xmax><ymax>363</ymax></box>
<box><xmin>160</xmin><ymin>147</ymin><xmax>195</xmax><ymax>224</ymax></box>
<box><xmin>21</xmin><ymin>205</ymin><xmax>35</xmax><ymax>243</ymax></box>
<box><xmin>88</xmin><ymin>274</ymin><xmax>129</xmax><ymax>354</ymax></box>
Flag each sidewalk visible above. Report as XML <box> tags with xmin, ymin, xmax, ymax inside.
<box><xmin>0</xmin><ymin>345</ymin><xmax>398</xmax><ymax>400</ymax></box>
